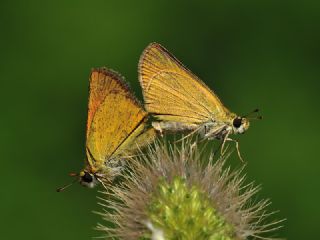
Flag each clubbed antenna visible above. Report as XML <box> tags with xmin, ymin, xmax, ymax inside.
<box><xmin>243</xmin><ymin>108</ymin><xmax>263</xmax><ymax>120</ymax></box>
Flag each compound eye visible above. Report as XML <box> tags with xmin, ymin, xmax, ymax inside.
<box><xmin>233</xmin><ymin>117</ymin><xmax>242</xmax><ymax>128</ymax></box>
<box><xmin>81</xmin><ymin>172</ymin><xmax>93</xmax><ymax>183</ymax></box>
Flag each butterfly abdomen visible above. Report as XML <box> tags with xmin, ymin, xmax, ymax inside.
<box><xmin>152</xmin><ymin>121</ymin><xmax>198</xmax><ymax>133</ymax></box>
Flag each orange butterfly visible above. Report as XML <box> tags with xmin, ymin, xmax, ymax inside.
<box><xmin>58</xmin><ymin>68</ymin><xmax>155</xmax><ymax>191</ymax></box>
<box><xmin>139</xmin><ymin>43</ymin><xmax>260</xmax><ymax>160</ymax></box>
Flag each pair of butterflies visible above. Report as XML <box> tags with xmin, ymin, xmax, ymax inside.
<box><xmin>57</xmin><ymin>43</ymin><xmax>259</xmax><ymax>191</ymax></box>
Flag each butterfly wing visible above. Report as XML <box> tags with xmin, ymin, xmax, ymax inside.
<box><xmin>86</xmin><ymin>68</ymin><xmax>155</xmax><ymax>166</ymax></box>
<box><xmin>139</xmin><ymin>43</ymin><xmax>229</xmax><ymax>125</ymax></box>
<box><xmin>121</xmin><ymin>127</ymin><xmax>157</xmax><ymax>157</ymax></box>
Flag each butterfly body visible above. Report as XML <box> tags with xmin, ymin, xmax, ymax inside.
<box><xmin>151</xmin><ymin>112</ymin><xmax>249</xmax><ymax>139</ymax></box>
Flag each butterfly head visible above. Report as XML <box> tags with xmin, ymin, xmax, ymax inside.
<box><xmin>232</xmin><ymin>117</ymin><xmax>250</xmax><ymax>134</ymax></box>
<box><xmin>231</xmin><ymin>108</ymin><xmax>262</xmax><ymax>135</ymax></box>
<box><xmin>56</xmin><ymin>169</ymin><xmax>101</xmax><ymax>192</ymax></box>
<box><xmin>79</xmin><ymin>170</ymin><xmax>99</xmax><ymax>188</ymax></box>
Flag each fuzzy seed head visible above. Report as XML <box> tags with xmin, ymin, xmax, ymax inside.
<box><xmin>96</xmin><ymin>140</ymin><xmax>283</xmax><ymax>240</ymax></box>
<box><xmin>146</xmin><ymin>176</ymin><xmax>234</xmax><ymax>240</ymax></box>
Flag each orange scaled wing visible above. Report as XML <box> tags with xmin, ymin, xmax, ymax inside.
<box><xmin>138</xmin><ymin>43</ymin><xmax>229</xmax><ymax>124</ymax></box>
<box><xmin>86</xmin><ymin>68</ymin><xmax>155</xmax><ymax>164</ymax></box>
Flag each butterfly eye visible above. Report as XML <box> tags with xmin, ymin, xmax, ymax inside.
<box><xmin>233</xmin><ymin>118</ymin><xmax>242</xmax><ymax>128</ymax></box>
<box><xmin>81</xmin><ymin>172</ymin><xmax>93</xmax><ymax>183</ymax></box>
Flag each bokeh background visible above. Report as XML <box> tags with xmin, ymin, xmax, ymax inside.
<box><xmin>1</xmin><ymin>0</ymin><xmax>319</xmax><ymax>239</ymax></box>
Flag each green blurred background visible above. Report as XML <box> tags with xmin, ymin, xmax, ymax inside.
<box><xmin>1</xmin><ymin>0</ymin><xmax>319</xmax><ymax>239</ymax></box>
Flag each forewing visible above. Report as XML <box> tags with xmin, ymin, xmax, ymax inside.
<box><xmin>86</xmin><ymin>68</ymin><xmax>125</xmax><ymax>138</ymax></box>
<box><xmin>139</xmin><ymin>43</ymin><xmax>229</xmax><ymax>124</ymax></box>
<box><xmin>86</xmin><ymin>68</ymin><xmax>152</xmax><ymax>163</ymax></box>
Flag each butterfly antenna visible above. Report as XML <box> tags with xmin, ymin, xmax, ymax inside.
<box><xmin>242</xmin><ymin>108</ymin><xmax>262</xmax><ymax>120</ymax></box>
<box><xmin>248</xmin><ymin>115</ymin><xmax>263</xmax><ymax>120</ymax></box>
<box><xmin>242</xmin><ymin>108</ymin><xmax>259</xmax><ymax>117</ymax></box>
<box><xmin>56</xmin><ymin>172</ymin><xmax>79</xmax><ymax>192</ymax></box>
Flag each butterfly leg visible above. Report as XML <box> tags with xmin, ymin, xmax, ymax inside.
<box><xmin>174</xmin><ymin>126</ymin><xmax>202</xmax><ymax>143</ymax></box>
<box><xmin>220</xmin><ymin>131</ymin><xmax>231</xmax><ymax>156</ymax></box>
<box><xmin>225</xmin><ymin>138</ymin><xmax>244</xmax><ymax>162</ymax></box>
